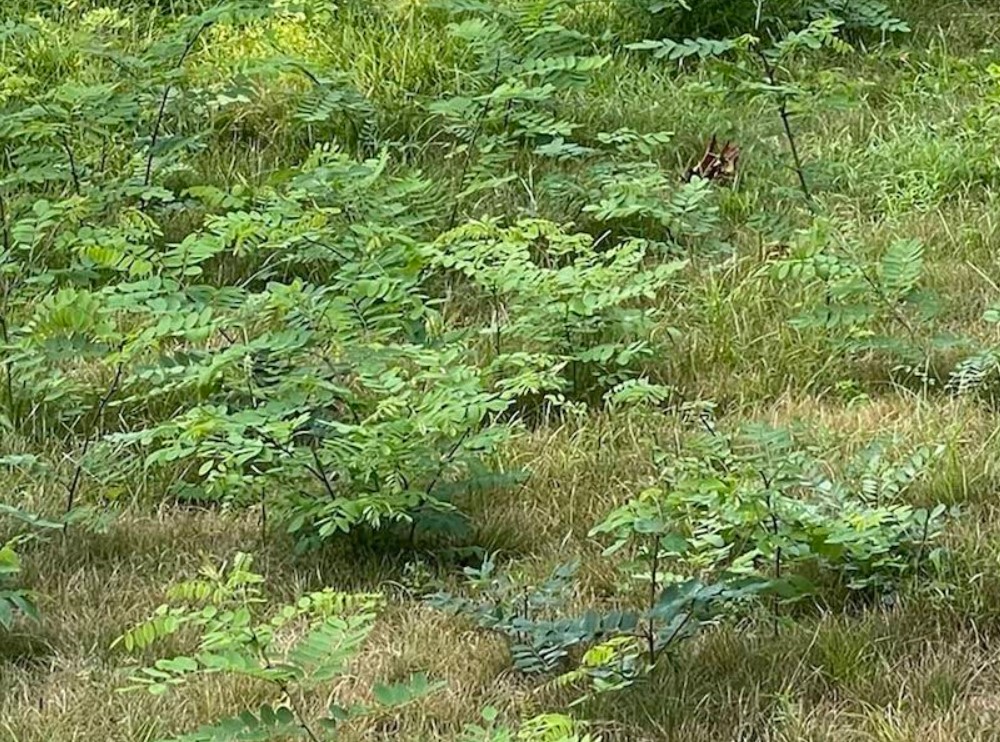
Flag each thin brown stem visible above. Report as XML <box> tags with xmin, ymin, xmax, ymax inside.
<box><xmin>0</xmin><ymin>313</ymin><xmax>13</xmax><ymax>425</ymax></box>
<box><xmin>913</xmin><ymin>509</ymin><xmax>933</xmax><ymax>577</ymax></box>
<box><xmin>64</xmin><ymin>360</ymin><xmax>125</xmax><ymax>519</ymax></box>
<box><xmin>275</xmin><ymin>679</ymin><xmax>322</xmax><ymax>742</ymax></box>
<box><xmin>58</xmin><ymin>133</ymin><xmax>81</xmax><ymax>195</ymax></box>
<box><xmin>427</xmin><ymin>427</ymin><xmax>471</xmax><ymax>497</ymax></box>
<box><xmin>757</xmin><ymin>469</ymin><xmax>782</xmax><ymax>639</ymax></box>
<box><xmin>408</xmin><ymin>427</ymin><xmax>472</xmax><ymax>547</ymax></box>
<box><xmin>143</xmin><ymin>21</ymin><xmax>212</xmax><ymax>189</ymax></box>
<box><xmin>309</xmin><ymin>441</ymin><xmax>338</xmax><ymax>501</ymax></box>
<box><xmin>259</xmin><ymin>486</ymin><xmax>267</xmax><ymax>546</ymax></box>
<box><xmin>770</xmin><ymin>509</ymin><xmax>782</xmax><ymax>638</ymax></box>
<box><xmin>250</xmin><ymin>625</ymin><xmax>321</xmax><ymax>742</ymax></box>
<box><xmin>647</xmin><ymin>533</ymin><xmax>661</xmax><ymax>665</ymax></box>
<box><xmin>256</xmin><ymin>428</ymin><xmax>338</xmax><ymax>501</ymax></box>
<box><xmin>447</xmin><ymin>51</ymin><xmax>503</xmax><ymax>230</ymax></box>
<box><xmin>658</xmin><ymin>607</ymin><xmax>693</xmax><ymax>651</ymax></box>
<box><xmin>0</xmin><ymin>190</ymin><xmax>10</xmax><ymax>253</ymax></box>
<box><xmin>756</xmin><ymin>48</ymin><xmax>813</xmax><ymax>208</ymax></box>
<box><xmin>856</xmin><ymin>262</ymin><xmax>919</xmax><ymax>342</ymax></box>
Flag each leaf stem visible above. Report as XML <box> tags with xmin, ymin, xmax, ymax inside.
<box><xmin>58</xmin><ymin>133</ymin><xmax>81</xmax><ymax>195</ymax></box>
<box><xmin>448</xmin><ymin>50</ymin><xmax>503</xmax><ymax>230</ymax></box>
<box><xmin>143</xmin><ymin>21</ymin><xmax>212</xmax><ymax>189</ymax></box>
<box><xmin>755</xmin><ymin>48</ymin><xmax>813</xmax><ymax>208</ymax></box>
<box><xmin>647</xmin><ymin>533</ymin><xmax>660</xmax><ymax>665</ymax></box>
<box><xmin>64</xmin><ymin>360</ymin><xmax>125</xmax><ymax>520</ymax></box>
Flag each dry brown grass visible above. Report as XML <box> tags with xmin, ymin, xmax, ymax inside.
<box><xmin>4</xmin><ymin>391</ymin><xmax>1000</xmax><ymax>740</ymax></box>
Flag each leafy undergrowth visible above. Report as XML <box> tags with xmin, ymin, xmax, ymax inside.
<box><xmin>4</xmin><ymin>0</ymin><xmax>1000</xmax><ymax>740</ymax></box>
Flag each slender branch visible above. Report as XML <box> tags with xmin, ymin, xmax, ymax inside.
<box><xmin>0</xmin><ymin>190</ymin><xmax>10</xmax><ymax>253</ymax></box>
<box><xmin>657</xmin><ymin>605</ymin><xmax>693</xmax><ymax>651</ymax></box>
<box><xmin>704</xmin><ymin>420</ymin><xmax>787</xmax><ymax>636</ymax></box>
<box><xmin>408</xmin><ymin>426</ymin><xmax>472</xmax><ymax>547</ymax></box>
<box><xmin>309</xmin><ymin>441</ymin><xmax>339</xmax><ymax>501</ymax></box>
<box><xmin>58</xmin><ymin>133</ymin><xmax>81</xmax><ymax>195</ymax></box>
<box><xmin>276</xmin><ymin>679</ymin><xmax>322</xmax><ymax>742</ymax></box>
<box><xmin>217</xmin><ymin>326</ymin><xmax>237</xmax><ymax>346</ymax></box>
<box><xmin>563</xmin><ymin>306</ymin><xmax>578</xmax><ymax>398</ymax></box>
<box><xmin>143</xmin><ymin>21</ymin><xmax>212</xmax><ymax>189</ymax></box>
<box><xmin>284</xmin><ymin>63</ymin><xmax>368</xmax><ymax>150</ymax></box>
<box><xmin>249</xmin><ymin>626</ymin><xmax>322</xmax><ymax>742</ymax></box>
<box><xmin>913</xmin><ymin>509</ymin><xmax>933</xmax><ymax>577</ymax></box>
<box><xmin>64</xmin><ymin>360</ymin><xmax>125</xmax><ymax>519</ymax></box>
<box><xmin>831</xmin><ymin>232</ymin><xmax>919</xmax><ymax>342</ymax></box>
<box><xmin>260</xmin><ymin>486</ymin><xmax>267</xmax><ymax>545</ymax></box>
<box><xmin>753</xmin><ymin>468</ymin><xmax>783</xmax><ymax>638</ymax></box>
<box><xmin>501</xmin><ymin>98</ymin><xmax>514</xmax><ymax>131</ymax></box>
<box><xmin>425</xmin><ymin>427</ymin><xmax>472</xmax><ymax>498</ymax></box>
<box><xmin>647</xmin><ymin>533</ymin><xmax>661</xmax><ymax>665</ymax></box>
<box><xmin>856</xmin><ymin>261</ymin><xmax>919</xmax><ymax>342</ymax></box>
<box><xmin>491</xmin><ymin>283</ymin><xmax>503</xmax><ymax>357</ymax></box>
<box><xmin>0</xmin><ymin>313</ymin><xmax>14</xmax><ymax>425</ymax></box>
<box><xmin>769</xmin><ymin>499</ymin><xmax>781</xmax><ymax>639</ymax></box>
<box><xmin>755</xmin><ymin>48</ymin><xmax>813</xmax><ymax>208</ymax></box>
<box><xmin>300</xmin><ymin>234</ymin><xmax>351</xmax><ymax>263</ymax></box>
<box><xmin>256</xmin><ymin>427</ymin><xmax>339</xmax><ymax>502</ymax></box>
<box><xmin>288</xmin><ymin>61</ymin><xmax>322</xmax><ymax>86</ymax></box>
<box><xmin>447</xmin><ymin>51</ymin><xmax>503</xmax><ymax>230</ymax></box>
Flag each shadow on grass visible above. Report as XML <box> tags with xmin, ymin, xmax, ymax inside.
<box><xmin>0</xmin><ymin>624</ymin><xmax>54</xmax><ymax>668</ymax></box>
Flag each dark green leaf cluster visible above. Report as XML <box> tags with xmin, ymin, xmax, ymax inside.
<box><xmin>593</xmin><ymin>420</ymin><xmax>949</xmax><ymax>598</ymax></box>
<box><xmin>426</xmin><ymin>555</ymin><xmax>748</xmax><ymax>691</ymax></box>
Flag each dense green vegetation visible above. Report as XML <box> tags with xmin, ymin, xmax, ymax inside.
<box><xmin>4</xmin><ymin>0</ymin><xmax>1000</xmax><ymax>739</ymax></box>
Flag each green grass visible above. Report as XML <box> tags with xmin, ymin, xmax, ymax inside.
<box><xmin>6</xmin><ymin>0</ymin><xmax>1000</xmax><ymax>740</ymax></box>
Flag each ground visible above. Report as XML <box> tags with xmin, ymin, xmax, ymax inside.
<box><xmin>6</xmin><ymin>1</ymin><xmax>1000</xmax><ymax>740</ymax></box>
